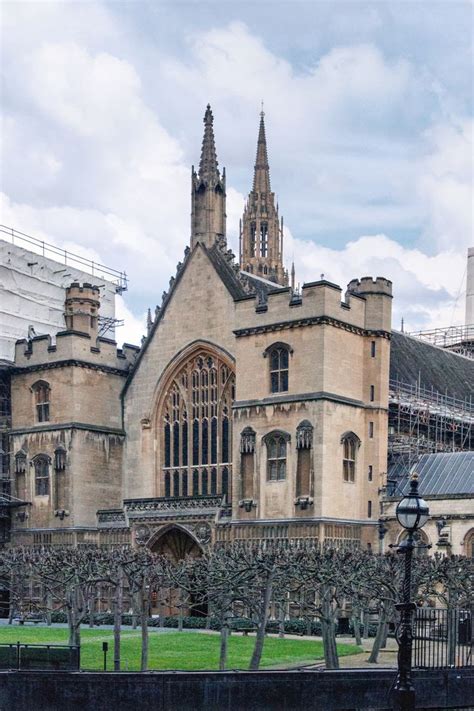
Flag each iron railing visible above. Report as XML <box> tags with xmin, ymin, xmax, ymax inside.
<box><xmin>413</xmin><ymin>608</ymin><xmax>473</xmax><ymax>669</ymax></box>
<box><xmin>0</xmin><ymin>641</ymin><xmax>80</xmax><ymax>670</ymax></box>
<box><xmin>0</xmin><ymin>224</ymin><xmax>127</xmax><ymax>293</ymax></box>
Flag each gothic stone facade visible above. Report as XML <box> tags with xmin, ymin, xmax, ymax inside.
<box><xmin>7</xmin><ymin>107</ymin><xmax>393</xmax><ymax>556</ymax></box>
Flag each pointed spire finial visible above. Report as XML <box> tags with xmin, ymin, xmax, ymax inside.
<box><xmin>198</xmin><ymin>104</ymin><xmax>219</xmax><ymax>185</ymax></box>
<box><xmin>253</xmin><ymin>108</ymin><xmax>270</xmax><ymax>193</ymax></box>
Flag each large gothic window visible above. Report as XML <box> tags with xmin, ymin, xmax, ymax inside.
<box><xmin>160</xmin><ymin>350</ymin><xmax>234</xmax><ymax>499</ymax></box>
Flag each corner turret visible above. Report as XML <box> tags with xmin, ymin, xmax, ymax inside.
<box><xmin>346</xmin><ymin>277</ymin><xmax>392</xmax><ymax>331</ymax></box>
<box><xmin>65</xmin><ymin>282</ymin><xmax>100</xmax><ymax>338</ymax></box>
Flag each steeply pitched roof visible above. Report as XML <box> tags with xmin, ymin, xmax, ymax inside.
<box><xmin>121</xmin><ymin>241</ymin><xmax>276</xmax><ymax>396</ymax></box>
<box><xmin>398</xmin><ymin>452</ymin><xmax>474</xmax><ymax>496</ymax></box>
<box><xmin>390</xmin><ymin>331</ymin><xmax>474</xmax><ymax>401</ymax></box>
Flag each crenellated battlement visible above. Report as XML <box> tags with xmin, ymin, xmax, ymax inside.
<box><xmin>346</xmin><ymin>276</ymin><xmax>393</xmax><ymax>297</ymax></box>
<box><xmin>14</xmin><ymin>331</ymin><xmax>139</xmax><ymax>372</ymax></box>
<box><xmin>235</xmin><ymin>276</ymin><xmax>391</xmax><ymax>333</ymax></box>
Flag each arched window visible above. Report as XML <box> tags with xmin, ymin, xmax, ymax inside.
<box><xmin>34</xmin><ymin>455</ymin><xmax>50</xmax><ymax>496</ymax></box>
<box><xmin>264</xmin><ymin>431</ymin><xmax>290</xmax><ymax>481</ymax></box>
<box><xmin>250</xmin><ymin>223</ymin><xmax>256</xmax><ymax>257</ymax></box>
<box><xmin>260</xmin><ymin>222</ymin><xmax>268</xmax><ymax>257</ymax></box>
<box><xmin>265</xmin><ymin>343</ymin><xmax>292</xmax><ymax>394</ymax></box>
<box><xmin>160</xmin><ymin>350</ymin><xmax>234</xmax><ymax>498</ymax></box>
<box><xmin>399</xmin><ymin>529</ymin><xmax>429</xmax><ymax>557</ymax></box>
<box><xmin>341</xmin><ymin>432</ymin><xmax>360</xmax><ymax>483</ymax></box>
<box><xmin>32</xmin><ymin>381</ymin><xmax>50</xmax><ymax>422</ymax></box>
<box><xmin>464</xmin><ymin>529</ymin><xmax>474</xmax><ymax>559</ymax></box>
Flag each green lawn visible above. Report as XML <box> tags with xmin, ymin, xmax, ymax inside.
<box><xmin>0</xmin><ymin>626</ymin><xmax>361</xmax><ymax>671</ymax></box>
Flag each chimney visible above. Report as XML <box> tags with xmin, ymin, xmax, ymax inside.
<box><xmin>65</xmin><ymin>282</ymin><xmax>100</xmax><ymax>337</ymax></box>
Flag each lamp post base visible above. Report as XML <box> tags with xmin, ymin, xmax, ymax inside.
<box><xmin>392</xmin><ymin>687</ymin><xmax>416</xmax><ymax>711</ymax></box>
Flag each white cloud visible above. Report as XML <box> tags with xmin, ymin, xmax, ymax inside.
<box><xmin>115</xmin><ymin>295</ymin><xmax>146</xmax><ymax>346</ymax></box>
<box><xmin>0</xmin><ymin>8</ymin><xmax>471</xmax><ymax>343</ymax></box>
<box><xmin>287</xmin><ymin>230</ymin><xmax>467</xmax><ymax>332</ymax></box>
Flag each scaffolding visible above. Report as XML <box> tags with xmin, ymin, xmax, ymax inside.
<box><xmin>0</xmin><ymin>224</ymin><xmax>128</xmax><ymax>293</ymax></box>
<box><xmin>407</xmin><ymin>325</ymin><xmax>474</xmax><ymax>360</ymax></box>
<box><xmin>388</xmin><ymin>378</ymin><xmax>474</xmax><ymax>473</ymax></box>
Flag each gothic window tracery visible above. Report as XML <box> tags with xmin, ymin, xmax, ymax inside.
<box><xmin>34</xmin><ymin>455</ymin><xmax>50</xmax><ymax>496</ymax></box>
<box><xmin>264</xmin><ymin>431</ymin><xmax>289</xmax><ymax>481</ymax></box>
<box><xmin>266</xmin><ymin>343</ymin><xmax>291</xmax><ymax>393</ymax></box>
<box><xmin>160</xmin><ymin>351</ymin><xmax>234</xmax><ymax>499</ymax></box>
<box><xmin>260</xmin><ymin>222</ymin><xmax>268</xmax><ymax>257</ymax></box>
<box><xmin>250</xmin><ymin>223</ymin><xmax>256</xmax><ymax>257</ymax></box>
<box><xmin>341</xmin><ymin>432</ymin><xmax>360</xmax><ymax>483</ymax></box>
<box><xmin>32</xmin><ymin>381</ymin><xmax>50</xmax><ymax>423</ymax></box>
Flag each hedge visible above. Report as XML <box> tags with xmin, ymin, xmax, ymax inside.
<box><xmin>48</xmin><ymin>611</ymin><xmax>376</xmax><ymax>636</ymax></box>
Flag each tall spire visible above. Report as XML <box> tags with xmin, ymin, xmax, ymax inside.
<box><xmin>239</xmin><ymin>110</ymin><xmax>288</xmax><ymax>286</ymax></box>
<box><xmin>253</xmin><ymin>111</ymin><xmax>271</xmax><ymax>194</ymax></box>
<box><xmin>191</xmin><ymin>105</ymin><xmax>226</xmax><ymax>249</ymax></box>
<box><xmin>198</xmin><ymin>104</ymin><xmax>219</xmax><ymax>186</ymax></box>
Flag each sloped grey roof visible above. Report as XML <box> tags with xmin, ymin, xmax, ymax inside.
<box><xmin>390</xmin><ymin>331</ymin><xmax>474</xmax><ymax>401</ymax></box>
<box><xmin>397</xmin><ymin>452</ymin><xmax>474</xmax><ymax>496</ymax></box>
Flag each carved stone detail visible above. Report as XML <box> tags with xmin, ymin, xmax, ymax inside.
<box><xmin>240</xmin><ymin>427</ymin><xmax>256</xmax><ymax>454</ymax></box>
<box><xmin>296</xmin><ymin>420</ymin><xmax>313</xmax><ymax>450</ymax></box>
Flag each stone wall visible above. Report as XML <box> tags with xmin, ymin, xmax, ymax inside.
<box><xmin>0</xmin><ymin>668</ymin><xmax>471</xmax><ymax>711</ymax></box>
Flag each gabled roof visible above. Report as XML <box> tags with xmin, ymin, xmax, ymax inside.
<box><xmin>121</xmin><ymin>240</ymin><xmax>276</xmax><ymax>396</ymax></box>
<box><xmin>390</xmin><ymin>331</ymin><xmax>474</xmax><ymax>401</ymax></box>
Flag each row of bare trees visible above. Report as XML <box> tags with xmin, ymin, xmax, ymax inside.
<box><xmin>0</xmin><ymin>543</ymin><xmax>471</xmax><ymax>671</ymax></box>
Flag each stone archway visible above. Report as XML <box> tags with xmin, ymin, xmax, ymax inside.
<box><xmin>150</xmin><ymin>525</ymin><xmax>205</xmax><ymax>617</ymax></box>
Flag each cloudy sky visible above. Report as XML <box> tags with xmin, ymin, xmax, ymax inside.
<box><xmin>1</xmin><ymin>0</ymin><xmax>473</xmax><ymax>344</ymax></box>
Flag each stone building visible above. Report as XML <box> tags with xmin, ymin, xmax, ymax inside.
<box><xmin>4</xmin><ymin>106</ymin><xmax>393</xmax><ymax>557</ymax></box>
<box><xmin>2</xmin><ymin>105</ymin><xmax>472</xmax><ymax>566</ymax></box>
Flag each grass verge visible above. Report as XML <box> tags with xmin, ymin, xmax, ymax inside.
<box><xmin>0</xmin><ymin>626</ymin><xmax>362</xmax><ymax>671</ymax></box>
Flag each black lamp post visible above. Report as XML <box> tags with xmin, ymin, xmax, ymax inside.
<box><xmin>393</xmin><ymin>473</ymin><xmax>429</xmax><ymax>711</ymax></box>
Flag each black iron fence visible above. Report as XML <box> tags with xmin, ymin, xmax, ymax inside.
<box><xmin>413</xmin><ymin>608</ymin><xmax>472</xmax><ymax>669</ymax></box>
<box><xmin>0</xmin><ymin>642</ymin><xmax>80</xmax><ymax>670</ymax></box>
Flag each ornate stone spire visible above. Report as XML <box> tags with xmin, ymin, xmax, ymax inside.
<box><xmin>239</xmin><ymin>111</ymin><xmax>288</xmax><ymax>286</ymax></box>
<box><xmin>253</xmin><ymin>111</ymin><xmax>271</xmax><ymax>194</ymax></box>
<box><xmin>191</xmin><ymin>105</ymin><xmax>226</xmax><ymax>249</ymax></box>
<box><xmin>198</xmin><ymin>104</ymin><xmax>220</xmax><ymax>186</ymax></box>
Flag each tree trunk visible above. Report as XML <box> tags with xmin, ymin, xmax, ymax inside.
<box><xmin>8</xmin><ymin>572</ymin><xmax>16</xmax><ymax>625</ymax></box>
<box><xmin>219</xmin><ymin>621</ymin><xmax>229</xmax><ymax>671</ymax></box>
<box><xmin>368</xmin><ymin>607</ymin><xmax>387</xmax><ymax>663</ymax></box>
<box><xmin>320</xmin><ymin>593</ymin><xmax>339</xmax><ymax>670</ymax></box>
<box><xmin>249</xmin><ymin>574</ymin><xmax>274</xmax><ymax>671</ymax></box>
<box><xmin>320</xmin><ymin>616</ymin><xmax>339</xmax><ymax>669</ymax></box>
<box><xmin>67</xmin><ymin>606</ymin><xmax>75</xmax><ymax>646</ymax></box>
<box><xmin>132</xmin><ymin>591</ymin><xmax>138</xmax><ymax>630</ymax></box>
<box><xmin>306</xmin><ymin>618</ymin><xmax>312</xmax><ymax>636</ymax></box>
<box><xmin>352</xmin><ymin>611</ymin><xmax>362</xmax><ymax>646</ymax></box>
<box><xmin>88</xmin><ymin>588</ymin><xmax>95</xmax><ymax>628</ymax></box>
<box><xmin>278</xmin><ymin>601</ymin><xmax>285</xmax><ymax>639</ymax></box>
<box><xmin>46</xmin><ymin>590</ymin><xmax>52</xmax><ymax>627</ymax></box>
<box><xmin>113</xmin><ymin>572</ymin><xmax>123</xmax><ymax>672</ymax></box>
<box><xmin>363</xmin><ymin>608</ymin><xmax>369</xmax><ymax>639</ymax></box>
<box><xmin>140</xmin><ymin>583</ymin><xmax>149</xmax><ymax>672</ymax></box>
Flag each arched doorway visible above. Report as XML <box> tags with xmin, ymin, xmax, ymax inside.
<box><xmin>151</xmin><ymin>526</ymin><xmax>202</xmax><ymax>560</ymax></box>
<box><xmin>150</xmin><ymin>526</ymin><xmax>205</xmax><ymax>616</ymax></box>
